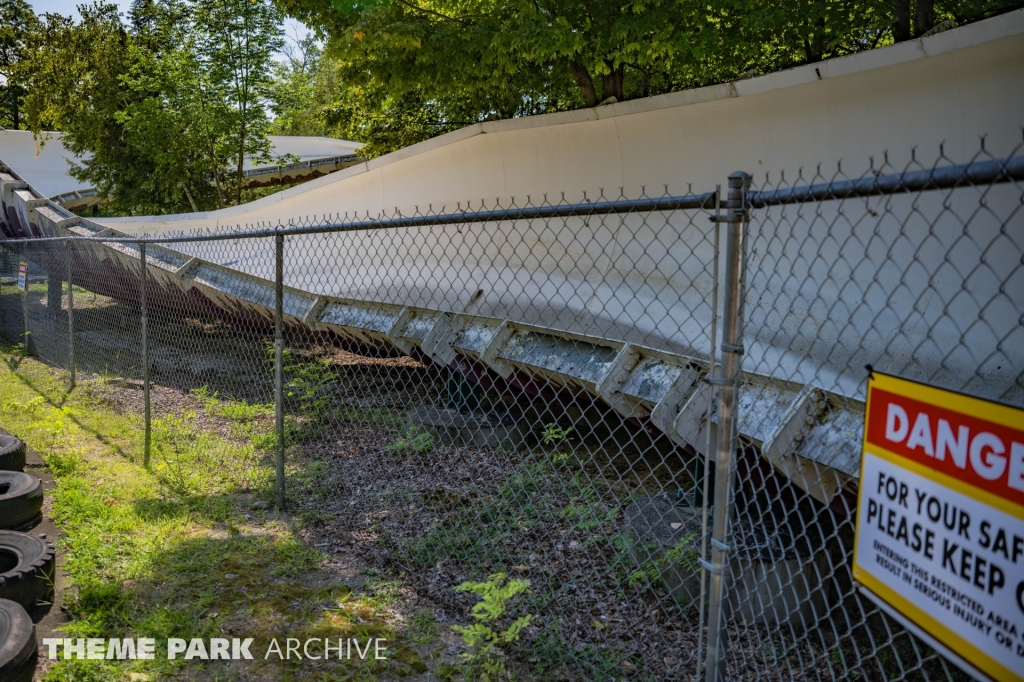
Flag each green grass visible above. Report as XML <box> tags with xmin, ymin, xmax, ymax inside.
<box><xmin>0</xmin><ymin>343</ymin><xmax>428</xmax><ymax>680</ymax></box>
<box><xmin>403</xmin><ymin>456</ymin><xmax>620</xmax><ymax>572</ymax></box>
<box><xmin>190</xmin><ymin>386</ymin><xmax>274</xmax><ymax>423</ymax></box>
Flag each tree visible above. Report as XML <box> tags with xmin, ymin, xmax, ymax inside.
<box><xmin>276</xmin><ymin>0</ymin><xmax>894</xmax><ymax>112</ymax></box>
<box><xmin>17</xmin><ymin>0</ymin><xmax>284</xmax><ymax>214</ymax></box>
<box><xmin>270</xmin><ymin>0</ymin><xmax>1024</xmax><ymax>158</ymax></box>
<box><xmin>268</xmin><ymin>35</ymin><xmax>556</xmax><ymax>156</ymax></box>
<box><xmin>269</xmin><ymin>35</ymin><xmax>342</xmax><ymax>137</ymax></box>
<box><xmin>0</xmin><ymin>0</ymin><xmax>38</xmax><ymax>129</ymax></box>
<box><xmin>195</xmin><ymin>0</ymin><xmax>284</xmax><ymax>204</ymax></box>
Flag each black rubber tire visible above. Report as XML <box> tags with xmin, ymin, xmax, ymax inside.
<box><xmin>0</xmin><ymin>532</ymin><xmax>55</xmax><ymax>609</ymax></box>
<box><xmin>0</xmin><ymin>436</ymin><xmax>26</xmax><ymax>473</ymax></box>
<box><xmin>0</xmin><ymin>473</ymin><xmax>43</xmax><ymax>530</ymax></box>
<box><xmin>0</xmin><ymin>598</ymin><xmax>36</xmax><ymax>682</ymax></box>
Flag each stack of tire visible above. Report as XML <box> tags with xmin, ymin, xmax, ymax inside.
<box><xmin>0</xmin><ymin>433</ymin><xmax>54</xmax><ymax>682</ymax></box>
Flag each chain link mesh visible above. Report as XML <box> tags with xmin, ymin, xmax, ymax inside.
<box><xmin>1</xmin><ymin>138</ymin><xmax>1021</xmax><ymax>680</ymax></box>
<box><xmin>720</xmin><ymin>141</ymin><xmax>1023</xmax><ymax>681</ymax></box>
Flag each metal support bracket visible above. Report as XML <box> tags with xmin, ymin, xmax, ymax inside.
<box><xmin>301</xmin><ymin>295</ymin><xmax>327</xmax><ymax>329</ymax></box>
<box><xmin>420</xmin><ymin>312</ymin><xmax>457</xmax><ymax>366</ymax></box>
<box><xmin>478</xmin><ymin>320</ymin><xmax>516</xmax><ymax>378</ymax></box>
<box><xmin>699</xmin><ymin>559</ymin><xmax>723</xmax><ymax>575</ymax></box>
<box><xmin>386</xmin><ymin>306</ymin><xmax>415</xmax><ymax>354</ymax></box>
<box><xmin>596</xmin><ymin>343</ymin><xmax>642</xmax><ymax>418</ymax></box>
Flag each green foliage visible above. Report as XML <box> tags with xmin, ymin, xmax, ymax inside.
<box><xmin>0</xmin><ymin>347</ymin><xmax>440</xmax><ymax>679</ymax></box>
<box><xmin>277</xmin><ymin>348</ymin><xmax>334</xmax><ymax>417</ymax></box>
<box><xmin>194</xmin><ymin>0</ymin><xmax>284</xmax><ymax>204</ymax></box>
<box><xmin>453</xmin><ymin>573</ymin><xmax>533</xmax><ymax>681</ymax></box>
<box><xmin>540</xmin><ymin>423</ymin><xmax>572</xmax><ymax>447</ymax></box>
<box><xmin>271</xmin><ymin>0</ymin><xmax>1022</xmax><ymax>157</ymax></box>
<box><xmin>16</xmin><ymin>0</ymin><xmax>282</xmax><ymax>215</ymax></box>
<box><xmin>665</xmin><ymin>532</ymin><xmax>701</xmax><ymax>573</ymax></box>
<box><xmin>0</xmin><ymin>0</ymin><xmax>38</xmax><ymax>129</ymax></box>
<box><xmin>387</xmin><ymin>425</ymin><xmax>435</xmax><ymax>454</ymax></box>
<box><xmin>542</xmin><ymin>422</ymin><xmax>573</xmax><ymax>464</ymax></box>
<box><xmin>268</xmin><ymin>35</ymin><xmax>343</xmax><ymax>137</ymax></box>
<box><xmin>151</xmin><ymin>410</ymin><xmax>263</xmax><ymax>495</ymax></box>
<box><xmin>215</xmin><ymin>399</ymin><xmax>274</xmax><ymax>421</ymax></box>
<box><xmin>406</xmin><ymin>608</ymin><xmax>438</xmax><ymax>645</ymax></box>
<box><xmin>560</xmin><ymin>501</ymin><xmax>619</xmax><ymax>531</ymax></box>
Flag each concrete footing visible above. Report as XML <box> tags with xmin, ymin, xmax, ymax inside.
<box><xmin>623</xmin><ymin>494</ymin><xmax>704</xmax><ymax>607</ymax></box>
<box><xmin>623</xmin><ymin>494</ymin><xmax>831</xmax><ymax>627</ymax></box>
<box><xmin>729</xmin><ymin>521</ymin><xmax>831</xmax><ymax>628</ymax></box>
<box><xmin>406</xmin><ymin>406</ymin><xmax>528</xmax><ymax>449</ymax></box>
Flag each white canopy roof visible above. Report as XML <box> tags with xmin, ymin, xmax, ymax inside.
<box><xmin>0</xmin><ymin>130</ymin><xmax>362</xmax><ymax>198</ymax></box>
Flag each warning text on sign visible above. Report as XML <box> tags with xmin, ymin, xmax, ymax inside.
<box><xmin>854</xmin><ymin>374</ymin><xmax>1024</xmax><ymax>682</ymax></box>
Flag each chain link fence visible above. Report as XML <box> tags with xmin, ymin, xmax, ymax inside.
<box><xmin>1</xmin><ymin>138</ymin><xmax>1021</xmax><ymax>680</ymax></box>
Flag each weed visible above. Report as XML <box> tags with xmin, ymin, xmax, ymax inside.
<box><xmin>665</xmin><ymin>533</ymin><xmax>701</xmax><ymax>573</ymax></box>
<box><xmin>387</xmin><ymin>425</ymin><xmax>435</xmax><ymax>454</ymax></box>
<box><xmin>453</xmin><ymin>573</ymin><xmax>533</xmax><ymax>681</ymax></box>
<box><xmin>830</xmin><ymin>646</ymin><xmax>851</xmax><ymax>668</ymax></box>
<box><xmin>406</xmin><ymin>609</ymin><xmax>438</xmax><ymax>645</ymax></box>
<box><xmin>215</xmin><ymin>399</ymin><xmax>273</xmax><ymax>421</ymax></box>
<box><xmin>531</xmin><ymin>619</ymin><xmax>629</xmax><ymax>678</ymax></box>
<box><xmin>274</xmin><ymin>347</ymin><xmax>334</xmax><ymax>413</ymax></box>
<box><xmin>541</xmin><ymin>423</ymin><xmax>573</xmax><ymax>447</ymax></box>
<box><xmin>559</xmin><ymin>500</ymin><xmax>619</xmax><ymax>531</ymax></box>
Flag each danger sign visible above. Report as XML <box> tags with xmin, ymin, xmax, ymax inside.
<box><xmin>854</xmin><ymin>372</ymin><xmax>1024</xmax><ymax>682</ymax></box>
<box><xmin>16</xmin><ymin>261</ymin><xmax>27</xmax><ymax>293</ymax></box>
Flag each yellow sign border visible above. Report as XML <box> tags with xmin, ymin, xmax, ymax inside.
<box><xmin>853</xmin><ymin>372</ymin><xmax>1024</xmax><ymax>682</ymax></box>
<box><xmin>867</xmin><ymin>371</ymin><xmax>1023</xmax><ymax>436</ymax></box>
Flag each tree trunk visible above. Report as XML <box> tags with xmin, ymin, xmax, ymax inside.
<box><xmin>236</xmin><ymin>110</ymin><xmax>246</xmax><ymax>205</ymax></box>
<box><xmin>568</xmin><ymin>61</ymin><xmax>599</xmax><ymax>107</ymax></box>
<box><xmin>915</xmin><ymin>0</ymin><xmax>935</xmax><ymax>35</ymax></box>
<box><xmin>600</xmin><ymin>62</ymin><xmax>624</xmax><ymax>102</ymax></box>
<box><xmin>236</xmin><ymin>147</ymin><xmax>244</xmax><ymax>205</ymax></box>
<box><xmin>892</xmin><ymin>0</ymin><xmax>912</xmax><ymax>42</ymax></box>
<box><xmin>804</xmin><ymin>16</ymin><xmax>827</xmax><ymax>62</ymax></box>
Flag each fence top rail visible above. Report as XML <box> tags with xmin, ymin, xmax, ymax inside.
<box><xmin>747</xmin><ymin>153</ymin><xmax>1024</xmax><ymax>207</ymax></box>
<box><xmin>2</xmin><ymin>151</ymin><xmax>1023</xmax><ymax>246</ymax></box>
<box><xmin>0</xmin><ymin>191</ymin><xmax>718</xmax><ymax>245</ymax></box>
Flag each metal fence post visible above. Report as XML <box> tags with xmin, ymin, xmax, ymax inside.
<box><xmin>703</xmin><ymin>171</ymin><xmax>750</xmax><ymax>682</ymax></box>
<box><xmin>66</xmin><ymin>240</ymin><xmax>75</xmax><ymax>389</ymax></box>
<box><xmin>274</xmin><ymin>232</ymin><xmax>285</xmax><ymax>510</ymax></box>
<box><xmin>21</xmin><ymin>246</ymin><xmax>29</xmax><ymax>355</ymax></box>
<box><xmin>140</xmin><ymin>242</ymin><xmax>151</xmax><ymax>468</ymax></box>
<box><xmin>696</xmin><ymin>185</ymin><xmax>722</xmax><ymax>676</ymax></box>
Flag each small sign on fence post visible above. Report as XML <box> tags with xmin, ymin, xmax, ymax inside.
<box><xmin>16</xmin><ymin>261</ymin><xmax>27</xmax><ymax>293</ymax></box>
<box><xmin>853</xmin><ymin>371</ymin><xmax>1024</xmax><ymax>682</ymax></box>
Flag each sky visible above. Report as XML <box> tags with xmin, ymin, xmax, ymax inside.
<box><xmin>27</xmin><ymin>0</ymin><xmax>312</xmax><ymax>59</ymax></box>
<box><xmin>29</xmin><ymin>0</ymin><xmax>128</xmax><ymax>15</ymax></box>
